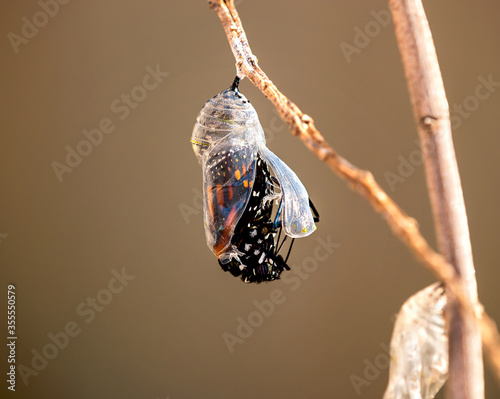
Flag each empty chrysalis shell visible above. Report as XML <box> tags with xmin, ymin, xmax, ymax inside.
<box><xmin>383</xmin><ymin>283</ymin><xmax>448</xmax><ymax>399</ymax></box>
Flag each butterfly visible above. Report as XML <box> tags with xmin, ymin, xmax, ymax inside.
<box><xmin>191</xmin><ymin>77</ymin><xmax>318</xmax><ymax>283</ymax></box>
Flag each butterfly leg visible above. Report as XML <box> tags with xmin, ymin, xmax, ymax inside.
<box><xmin>309</xmin><ymin>198</ymin><xmax>320</xmax><ymax>223</ymax></box>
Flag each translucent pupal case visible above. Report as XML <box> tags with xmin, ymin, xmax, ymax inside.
<box><xmin>191</xmin><ymin>84</ymin><xmax>316</xmax><ymax>257</ymax></box>
<box><xmin>383</xmin><ymin>283</ymin><xmax>448</xmax><ymax>399</ymax></box>
<box><xmin>191</xmin><ymin>89</ymin><xmax>261</xmax><ymax>256</ymax></box>
<box><xmin>260</xmin><ymin>146</ymin><xmax>316</xmax><ymax>238</ymax></box>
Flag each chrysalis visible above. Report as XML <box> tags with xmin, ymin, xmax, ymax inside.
<box><xmin>191</xmin><ymin>77</ymin><xmax>318</xmax><ymax>283</ymax></box>
<box><xmin>383</xmin><ymin>283</ymin><xmax>448</xmax><ymax>399</ymax></box>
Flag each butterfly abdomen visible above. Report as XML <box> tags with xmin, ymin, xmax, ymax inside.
<box><xmin>219</xmin><ymin>155</ymin><xmax>289</xmax><ymax>283</ymax></box>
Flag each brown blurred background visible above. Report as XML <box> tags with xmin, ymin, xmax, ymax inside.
<box><xmin>1</xmin><ymin>1</ymin><xmax>499</xmax><ymax>398</ymax></box>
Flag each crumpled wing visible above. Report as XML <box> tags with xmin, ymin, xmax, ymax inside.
<box><xmin>201</xmin><ymin>135</ymin><xmax>258</xmax><ymax>256</ymax></box>
<box><xmin>259</xmin><ymin>146</ymin><xmax>315</xmax><ymax>238</ymax></box>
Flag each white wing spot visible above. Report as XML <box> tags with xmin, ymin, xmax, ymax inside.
<box><xmin>258</xmin><ymin>252</ymin><xmax>266</xmax><ymax>264</ymax></box>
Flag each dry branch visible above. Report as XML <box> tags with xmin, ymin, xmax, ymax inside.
<box><xmin>389</xmin><ymin>1</ymin><xmax>482</xmax><ymax>397</ymax></box>
<box><xmin>208</xmin><ymin>0</ymin><xmax>500</xmax><ymax>388</ymax></box>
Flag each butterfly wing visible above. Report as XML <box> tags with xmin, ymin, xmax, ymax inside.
<box><xmin>259</xmin><ymin>146</ymin><xmax>316</xmax><ymax>238</ymax></box>
<box><xmin>201</xmin><ymin>135</ymin><xmax>257</xmax><ymax>256</ymax></box>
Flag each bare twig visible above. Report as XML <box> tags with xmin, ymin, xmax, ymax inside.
<box><xmin>208</xmin><ymin>0</ymin><xmax>500</xmax><ymax>386</ymax></box>
<box><xmin>388</xmin><ymin>1</ymin><xmax>482</xmax><ymax>397</ymax></box>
